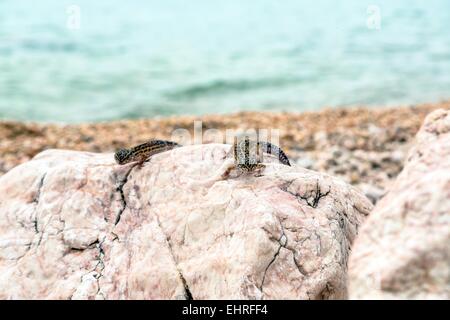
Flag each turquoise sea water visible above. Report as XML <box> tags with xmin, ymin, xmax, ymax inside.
<box><xmin>1</xmin><ymin>0</ymin><xmax>450</xmax><ymax>123</ymax></box>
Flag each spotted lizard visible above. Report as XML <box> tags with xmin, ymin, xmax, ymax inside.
<box><xmin>114</xmin><ymin>139</ymin><xmax>181</xmax><ymax>165</ymax></box>
<box><xmin>219</xmin><ymin>135</ymin><xmax>291</xmax><ymax>178</ymax></box>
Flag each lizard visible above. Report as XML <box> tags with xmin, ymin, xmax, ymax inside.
<box><xmin>219</xmin><ymin>135</ymin><xmax>291</xmax><ymax>178</ymax></box>
<box><xmin>114</xmin><ymin>139</ymin><xmax>181</xmax><ymax>165</ymax></box>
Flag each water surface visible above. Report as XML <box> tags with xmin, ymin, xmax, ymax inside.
<box><xmin>0</xmin><ymin>0</ymin><xmax>449</xmax><ymax>122</ymax></box>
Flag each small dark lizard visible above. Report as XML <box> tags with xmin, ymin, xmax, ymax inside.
<box><xmin>114</xmin><ymin>140</ymin><xmax>180</xmax><ymax>165</ymax></box>
<box><xmin>233</xmin><ymin>136</ymin><xmax>290</xmax><ymax>170</ymax></box>
<box><xmin>220</xmin><ymin>136</ymin><xmax>291</xmax><ymax>178</ymax></box>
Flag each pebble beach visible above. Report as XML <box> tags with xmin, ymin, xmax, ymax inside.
<box><xmin>1</xmin><ymin>101</ymin><xmax>449</xmax><ymax>203</ymax></box>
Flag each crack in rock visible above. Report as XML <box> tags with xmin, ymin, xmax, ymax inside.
<box><xmin>252</xmin><ymin>189</ymin><xmax>310</xmax><ymax>294</ymax></box>
<box><xmin>291</xmin><ymin>251</ymin><xmax>308</xmax><ymax>276</ymax></box>
<box><xmin>70</xmin><ymin>238</ymin><xmax>106</xmax><ymax>300</ymax></box>
<box><xmin>114</xmin><ymin>165</ymin><xmax>137</xmax><ymax>225</ymax></box>
<box><xmin>259</xmin><ymin>213</ymin><xmax>311</xmax><ymax>295</ymax></box>
<box><xmin>154</xmin><ymin>213</ymin><xmax>193</xmax><ymax>300</ymax></box>
<box><xmin>282</xmin><ymin>179</ymin><xmax>331</xmax><ymax>208</ymax></box>
<box><xmin>179</xmin><ymin>271</ymin><xmax>193</xmax><ymax>300</ymax></box>
<box><xmin>320</xmin><ymin>282</ymin><xmax>334</xmax><ymax>299</ymax></box>
<box><xmin>32</xmin><ymin>173</ymin><xmax>46</xmax><ymax>233</ymax></box>
<box><xmin>259</xmin><ymin>216</ymin><xmax>288</xmax><ymax>292</ymax></box>
<box><xmin>94</xmin><ymin>238</ymin><xmax>106</xmax><ymax>298</ymax></box>
<box><xmin>33</xmin><ymin>173</ymin><xmax>46</xmax><ymax>204</ymax></box>
<box><xmin>260</xmin><ymin>237</ymin><xmax>283</xmax><ymax>292</ymax></box>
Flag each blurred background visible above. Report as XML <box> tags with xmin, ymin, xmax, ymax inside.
<box><xmin>0</xmin><ymin>0</ymin><xmax>449</xmax><ymax>123</ymax></box>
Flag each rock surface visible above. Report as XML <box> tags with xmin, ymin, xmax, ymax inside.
<box><xmin>0</xmin><ymin>144</ymin><xmax>372</xmax><ymax>299</ymax></box>
<box><xmin>349</xmin><ymin>109</ymin><xmax>450</xmax><ymax>299</ymax></box>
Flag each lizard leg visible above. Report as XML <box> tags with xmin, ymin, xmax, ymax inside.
<box><xmin>136</xmin><ymin>155</ymin><xmax>152</xmax><ymax>168</ymax></box>
<box><xmin>220</xmin><ymin>162</ymin><xmax>237</xmax><ymax>179</ymax></box>
<box><xmin>253</xmin><ymin>163</ymin><xmax>266</xmax><ymax>177</ymax></box>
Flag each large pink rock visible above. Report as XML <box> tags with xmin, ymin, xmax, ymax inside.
<box><xmin>0</xmin><ymin>144</ymin><xmax>372</xmax><ymax>299</ymax></box>
<box><xmin>349</xmin><ymin>109</ymin><xmax>450</xmax><ymax>299</ymax></box>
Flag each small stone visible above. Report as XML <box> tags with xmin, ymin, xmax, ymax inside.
<box><xmin>295</xmin><ymin>156</ymin><xmax>314</xmax><ymax>169</ymax></box>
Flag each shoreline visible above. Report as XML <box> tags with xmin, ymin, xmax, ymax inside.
<box><xmin>1</xmin><ymin>101</ymin><xmax>449</xmax><ymax>202</ymax></box>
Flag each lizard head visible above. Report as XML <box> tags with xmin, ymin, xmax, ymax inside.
<box><xmin>114</xmin><ymin>148</ymin><xmax>132</xmax><ymax>164</ymax></box>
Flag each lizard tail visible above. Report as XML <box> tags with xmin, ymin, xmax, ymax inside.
<box><xmin>259</xmin><ymin>141</ymin><xmax>291</xmax><ymax>166</ymax></box>
<box><xmin>151</xmin><ymin>140</ymin><xmax>181</xmax><ymax>148</ymax></box>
